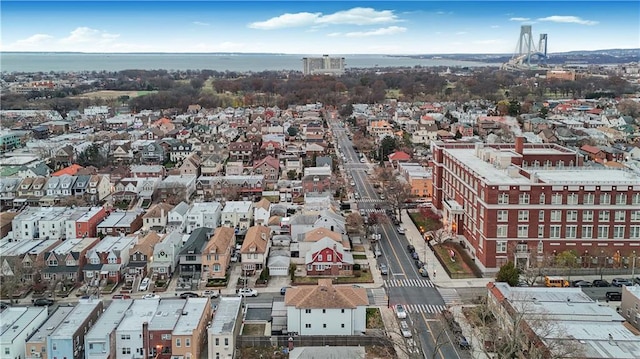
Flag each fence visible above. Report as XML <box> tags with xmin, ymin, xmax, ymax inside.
<box><xmin>236</xmin><ymin>334</ymin><xmax>393</xmax><ymax>348</ymax></box>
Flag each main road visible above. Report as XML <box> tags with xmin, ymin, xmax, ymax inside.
<box><xmin>330</xmin><ymin>118</ymin><xmax>467</xmax><ymax>359</ymax></box>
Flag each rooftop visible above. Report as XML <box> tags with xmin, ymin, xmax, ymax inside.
<box><xmin>208</xmin><ymin>297</ymin><xmax>242</xmax><ymax>335</ymax></box>
<box><xmin>117</xmin><ymin>299</ymin><xmax>159</xmax><ymax>332</ymax></box>
<box><xmin>26</xmin><ymin>306</ymin><xmax>75</xmax><ymax>343</ymax></box>
<box><xmin>0</xmin><ymin>307</ymin><xmax>47</xmax><ymax>343</ymax></box>
<box><xmin>222</xmin><ymin>201</ymin><xmax>252</xmax><ymax>213</ymax></box>
<box><xmin>173</xmin><ymin>298</ymin><xmax>209</xmax><ymax>335</ymax></box>
<box><xmin>85</xmin><ymin>299</ymin><xmax>133</xmax><ymax>342</ymax></box>
<box><xmin>149</xmin><ymin>299</ymin><xmax>186</xmax><ymax>331</ymax></box>
<box><xmin>49</xmin><ymin>300</ymin><xmax>102</xmax><ymax>339</ymax></box>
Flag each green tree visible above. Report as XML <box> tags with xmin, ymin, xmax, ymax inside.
<box><xmin>77</xmin><ymin>143</ymin><xmax>108</xmax><ymax>168</ymax></box>
<box><xmin>379</xmin><ymin>136</ymin><xmax>397</xmax><ymax>162</ymax></box>
<box><xmin>508</xmin><ymin>99</ymin><xmax>521</xmax><ymax>116</ymax></box>
<box><xmin>287</xmin><ymin>126</ymin><xmax>299</xmax><ymax>137</ymax></box>
<box><xmin>555</xmin><ymin>250</ymin><xmax>579</xmax><ymax>281</ymax></box>
<box><xmin>286</xmin><ymin>169</ymin><xmax>298</xmax><ymax>180</ymax></box>
<box><xmin>496</xmin><ymin>261</ymin><xmax>520</xmax><ymax>286</ymax></box>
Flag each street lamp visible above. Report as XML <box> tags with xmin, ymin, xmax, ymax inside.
<box><xmin>631</xmin><ymin>251</ymin><xmax>637</xmax><ymax>282</ymax></box>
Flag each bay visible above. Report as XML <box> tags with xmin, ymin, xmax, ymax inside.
<box><xmin>0</xmin><ymin>53</ymin><xmax>499</xmax><ymax>73</ymax></box>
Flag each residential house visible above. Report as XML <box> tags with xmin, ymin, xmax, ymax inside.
<box><xmin>124</xmin><ymin>231</ymin><xmax>162</xmax><ymax>282</ymax></box>
<box><xmin>200</xmin><ymin>154</ymin><xmax>224</xmax><ymax>176</ymax></box>
<box><xmin>207</xmin><ymin>297</ymin><xmax>242</xmax><ymax>359</ymax></box>
<box><xmin>140</xmin><ymin>142</ymin><xmax>165</xmax><ymax>164</ymax></box>
<box><xmin>253</xmin><ymin>198</ymin><xmax>271</xmax><ymax>226</ymax></box>
<box><xmin>301</xmin><ymin>167</ymin><xmax>332</xmax><ymax>193</ymax></box>
<box><xmin>112</xmin><ymin>141</ymin><xmax>134</xmax><ymax>164</ymax></box>
<box><xmin>221</xmin><ymin>201</ymin><xmax>254</xmax><ymax>231</ymax></box>
<box><xmin>185</xmin><ymin>202</ymin><xmax>222</xmax><ymax>234</ymax></box>
<box><xmin>285</xmin><ymin>279</ymin><xmax>368</xmax><ymax>335</ymax></box>
<box><xmin>178</xmin><ymin>227</ymin><xmax>214</xmax><ymax>281</ymax></box>
<box><xmin>154</xmin><ymin>175</ymin><xmax>197</xmax><ymax>203</ymax></box>
<box><xmin>170</xmin><ymin>298</ymin><xmax>211</xmax><ymax>359</ymax></box>
<box><xmin>179</xmin><ymin>153</ymin><xmax>201</xmax><ymax>177</ymax></box>
<box><xmin>96</xmin><ymin>211</ymin><xmax>143</xmax><ymax>236</ymax></box>
<box><xmin>621</xmin><ymin>286</ymin><xmax>640</xmax><ymax>331</ymax></box>
<box><xmin>398</xmin><ymin>162</ymin><xmax>433</xmax><ymax>198</ymax></box>
<box><xmin>228</xmin><ymin>141</ymin><xmax>253</xmax><ymax>163</ymax></box>
<box><xmin>47</xmin><ymin>300</ymin><xmax>104</xmax><ymax>359</ymax></box>
<box><xmin>252</xmin><ymin>156</ymin><xmax>280</xmax><ymax>184</ymax></box>
<box><xmin>86</xmin><ymin>174</ymin><xmax>111</xmax><ymax>203</ymax></box>
<box><xmin>289</xmin><ymin>210</ymin><xmax>346</xmax><ymax>242</ymax></box>
<box><xmin>130</xmin><ymin>164</ymin><xmax>165</xmax><ymax>178</ymax></box>
<box><xmin>114</xmin><ymin>300</ymin><xmax>160</xmax><ymax>359</ymax></box>
<box><xmin>239</xmin><ymin>225</ymin><xmax>271</xmax><ymax>274</ymax></box>
<box><xmin>166</xmin><ymin>201</ymin><xmax>190</xmax><ymax>233</ymax></box>
<box><xmin>84</xmin><ymin>299</ymin><xmax>133</xmax><ymax>359</ymax></box>
<box><xmin>411</xmin><ymin>123</ymin><xmax>439</xmax><ymax>145</ymax></box>
<box><xmin>53</xmin><ymin>145</ymin><xmax>74</xmax><ymax>169</ymax></box>
<box><xmin>65</xmin><ymin>206</ymin><xmax>107</xmax><ymax>239</ymax></box>
<box><xmin>169</xmin><ymin>142</ymin><xmax>193</xmax><ymax>163</ymax></box>
<box><xmin>225</xmin><ymin>161</ymin><xmax>244</xmax><ymax>176</ymax></box>
<box><xmin>142</xmin><ymin>203</ymin><xmax>174</xmax><ymax>231</ymax></box>
<box><xmin>305</xmin><ymin>238</ymin><xmax>354</xmax><ymax>276</ymax></box>
<box><xmin>150</xmin><ymin>230</ymin><xmax>184</xmax><ymax>280</ymax></box>
<box><xmin>581</xmin><ymin>144</ymin><xmax>606</xmax><ymax>163</ymax></box>
<box><xmin>83</xmin><ymin>235</ymin><xmax>137</xmax><ymax>286</ymax></box>
<box><xmin>0</xmin><ymin>307</ymin><xmax>49</xmax><ymax>359</ymax></box>
<box><xmin>42</xmin><ymin>237</ymin><xmax>99</xmax><ymax>283</ymax></box>
<box><xmin>145</xmin><ymin>299</ymin><xmax>186</xmax><ymax>359</ymax></box>
<box><xmin>201</xmin><ymin>226</ymin><xmax>235</xmax><ymax>280</ymax></box>
<box><xmin>368</xmin><ymin>120</ymin><xmax>394</xmax><ymax>139</ymax></box>
<box><xmin>25</xmin><ymin>306</ymin><xmax>75</xmax><ymax>359</ymax></box>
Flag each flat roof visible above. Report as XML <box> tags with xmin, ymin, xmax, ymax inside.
<box><xmin>208</xmin><ymin>297</ymin><xmax>241</xmax><ymax>335</ymax></box>
<box><xmin>27</xmin><ymin>306</ymin><xmax>75</xmax><ymax>343</ymax></box>
<box><xmin>446</xmin><ymin>148</ymin><xmax>530</xmax><ymax>185</ymax></box>
<box><xmin>51</xmin><ymin>237</ymin><xmax>96</xmax><ymax>255</ymax></box>
<box><xmin>97</xmin><ymin>212</ymin><xmax>125</xmax><ymax>227</ymax></box>
<box><xmin>50</xmin><ymin>300</ymin><xmax>101</xmax><ymax>339</ymax></box>
<box><xmin>173</xmin><ymin>298</ymin><xmax>208</xmax><ymax>336</ymax></box>
<box><xmin>149</xmin><ymin>299</ymin><xmax>186</xmax><ymax>331</ymax></box>
<box><xmin>0</xmin><ymin>307</ymin><xmax>47</xmax><ymax>343</ymax></box>
<box><xmin>85</xmin><ymin>300</ymin><xmax>133</xmax><ymax>341</ymax></box>
<box><xmin>532</xmin><ymin>168</ymin><xmax>640</xmax><ymax>185</ymax></box>
<box><xmin>222</xmin><ymin>201</ymin><xmax>252</xmax><ymax>213</ymax></box>
<box><xmin>117</xmin><ymin>299</ymin><xmax>159</xmax><ymax>331</ymax></box>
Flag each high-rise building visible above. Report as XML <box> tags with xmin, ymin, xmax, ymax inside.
<box><xmin>302</xmin><ymin>55</ymin><xmax>345</xmax><ymax>75</ymax></box>
<box><xmin>431</xmin><ymin>138</ymin><xmax>640</xmax><ymax>273</ymax></box>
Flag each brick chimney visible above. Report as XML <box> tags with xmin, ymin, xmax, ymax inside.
<box><xmin>515</xmin><ymin>136</ymin><xmax>524</xmax><ymax>155</ymax></box>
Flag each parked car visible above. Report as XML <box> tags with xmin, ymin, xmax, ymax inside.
<box><xmin>606</xmin><ymin>291</ymin><xmax>622</xmax><ymax>301</ymax></box>
<box><xmin>237</xmin><ymin>288</ymin><xmax>259</xmax><ymax>297</ymax></box>
<box><xmin>230</xmin><ymin>254</ymin><xmax>239</xmax><ymax>263</ymax></box>
<box><xmin>400</xmin><ymin>320</ymin><xmax>412</xmax><ymax>338</ymax></box>
<box><xmin>634</xmin><ymin>277</ymin><xmax>640</xmax><ymax>286</ymax></box>
<box><xmin>459</xmin><ymin>336</ymin><xmax>471</xmax><ymax>350</ymax></box>
<box><xmin>112</xmin><ymin>294</ymin><xmax>131</xmax><ymax>300</ymax></box>
<box><xmin>419</xmin><ymin>266</ymin><xmax>429</xmax><ymax>278</ymax></box>
<box><xmin>612</xmin><ymin>278</ymin><xmax>633</xmax><ymax>287</ymax></box>
<box><xmin>571</xmin><ymin>280</ymin><xmax>592</xmax><ymax>288</ymax></box>
<box><xmin>397</xmin><ymin>227</ymin><xmax>406</xmax><ymax>235</ymax></box>
<box><xmin>592</xmin><ymin>279</ymin><xmax>610</xmax><ymax>287</ymax></box>
<box><xmin>415</xmin><ymin>260</ymin><xmax>424</xmax><ymax>269</ymax></box>
<box><xmin>411</xmin><ymin>252</ymin><xmax>419</xmax><ymax>260</ymax></box>
<box><xmin>280</xmin><ymin>287</ymin><xmax>289</xmax><ymax>295</ymax></box>
<box><xmin>179</xmin><ymin>292</ymin><xmax>200</xmax><ymax>298</ymax></box>
<box><xmin>203</xmin><ymin>290</ymin><xmax>220</xmax><ymax>298</ymax></box>
<box><xmin>395</xmin><ymin>304</ymin><xmax>407</xmax><ymax>319</ymax></box>
<box><xmin>138</xmin><ymin>277</ymin><xmax>150</xmax><ymax>291</ymax></box>
<box><xmin>33</xmin><ymin>298</ymin><xmax>54</xmax><ymax>306</ymax></box>
<box><xmin>142</xmin><ymin>294</ymin><xmax>160</xmax><ymax>299</ymax></box>
<box><xmin>407</xmin><ymin>245</ymin><xmax>415</xmax><ymax>253</ymax></box>
<box><xmin>380</xmin><ymin>263</ymin><xmax>389</xmax><ymax>275</ymax></box>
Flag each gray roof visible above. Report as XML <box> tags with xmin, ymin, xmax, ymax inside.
<box><xmin>149</xmin><ymin>299</ymin><xmax>186</xmax><ymax>330</ymax></box>
<box><xmin>85</xmin><ymin>299</ymin><xmax>133</xmax><ymax>343</ymax></box>
<box><xmin>27</xmin><ymin>306</ymin><xmax>75</xmax><ymax>342</ymax></box>
<box><xmin>208</xmin><ymin>297</ymin><xmax>242</xmax><ymax>335</ymax></box>
<box><xmin>179</xmin><ymin>227</ymin><xmax>213</xmax><ymax>255</ymax></box>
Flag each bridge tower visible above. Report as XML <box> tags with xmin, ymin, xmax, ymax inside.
<box><xmin>516</xmin><ymin>25</ymin><xmax>536</xmax><ymax>66</ymax></box>
<box><xmin>538</xmin><ymin>34</ymin><xmax>548</xmax><ymax>57</ymax></box>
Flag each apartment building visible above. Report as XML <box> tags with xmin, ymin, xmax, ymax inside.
<box><xmin>621</xmin><ymin>285</ymin><xmax>640</xmax><ymax>331</ymax></box>
<box><xmin>84</xmin><ymin>299</ymin><xmax>133</xmax><ymax>359</ymax></box>
<box><xmin>65</xmin><ymin>206</ymin><xmax>107</xmax><ymax>239</ymax></box>
<box><xmin>221</xmin><ymin>201</ymin><xmax>253</xmax><ymax>230</ymax></box>
<box><xmin>431</xmin><ymin>138</ymin><xmax>640</xmax><ymax>272</ymax></box>
<box><xmin>207</xmin><ymin>297</ymin><xmax>242</xmax><ymax>359</ymax></box>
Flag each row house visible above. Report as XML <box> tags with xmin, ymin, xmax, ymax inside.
<box><xmin>150</xmin><ymin>230</ymin><xmax>184</xmax><ymax>280</ymax></box>
<box><xmin>170</xmin><ymin>298</ymin><xmax>211</xmax><ymax>359</ymax></box>
<box><xmin>42</xmin><ymin>237</ymin><xmax>99</xmax><ymax>283</ymax></box>
<box><xmin>25</xmin><ymin>306</ymin><xmax>75</xmax><ymax>359</ymax></box>
<box><xmin>201</xmin><ymin>226</ymin><xmax>235</xmax><ymax>280</ymax></box>
<box><xmin>166</xmin><ymin>202</ymin><xmax>190</xmax><ymax>234</ymax></box>
<box><xmin>84</xmin><ymin>300</ymin><xmax>133</xmax><ymax>359</ymax></box>
<box><xmin>65</xmin><ymin>206</ymin><xmax>107</xmax><ymax>239</ymax></box>
<box><xmin>178</xmin><ymin>227</ymin><xmax>214</xmax><ymax>280</ymax></box>
<box><xmin>225</xmin><ymin>161</ymin><xmax>244</xmax><ymax>176</ymax></box>
<box><xmin>221</xmin><ymin>201</ymin><xmax>254</xmax><ymax>231</ymax></box>
<box><xmin>240</xmin><ymin>225</ymin><xmax>271</xmax><ymax>273</ymax></box>
<box><xmin>169</xmin><ymin>142</ymin><xmax>193</xmax><ymax>163</ymax></box>
<box><xmin>301</xmin><ymin>166</ymin><xmax>332</xmax><ymax>193</ymax></box>
<box><xmin>185</xmin><ymin>202</ymin><xmax>222</xmax><ymax>234</ymax></box>
<box><xmin>145</xmin><ymin>299</ymin><xmax>187</xmax><ymax>359</ymax></box>
<box><xmin>96</xmin><ymin>211</ymin><xmax>144</xmax><ymax>236</ymax></box>
<box><xmin>12</xmin><ymin>206</ymin><xmax>70</xmax><ymax>241</ymax></box>
<box><xmin>130</xmin><ymin>164</ymin><xmax>165</xmax><ymax>178</ymax></box>
<box><xmin>228</xmin><ymin>141</ymin><xmax>253</xmax><ymax>163</ymax></box>
<box><xmin>46</xmin><ymin>300</ymin><xmax>104</xmax><ymax>359</ymax></box>
<box><xmin>142</xmin><ymin>202</ymin><xmax>174</xmax><ymax>231</ymax></box>
<box><xmin>253</xmin><ymin>198</ymin><xmax>272</xmax><ymax>226</ymax></box>
<box><xmin>154</xmin><ymin>175</ymin><xmax>197</xmax><ymax>203</ymax></box>
<box><xmin>124</xmin><ymin>231</ymin><xmax>162</xmax><ymax>282</ymax></box>
<box><xmin>0</xmin><ymin>238</ymin><xmax>60</xmax><ymax>285</ymax></box>
<box><xmin>252</xmin><ymin>155</ymin><xmax>280</xmax><ymax>183</ymax></box>
<box><xmin>83</xmin><ymin>235</ymin><xmax>137</xmax><ymax>286</ymax></box>
<box><xmin>200</xmin><ymin>154</ymin><xmax>224</xmax><ymax>176</ymax></box>
<box><xmin>260</xmin><ymin>140</ymin><xmax>282</xmax><ymax>157</ymax></box>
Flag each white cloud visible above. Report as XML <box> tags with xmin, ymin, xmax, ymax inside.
<box><xmin>59</xmin><ymin>27</ymin><xmax>119</xmax><ymax>44</ymax></box>
<box><xmin>249</xmin><ymin>7</ymin><xmax>399</xmax><ymax>30</ymax></box>
<box><xmin>193</xmin><ymin>21</ymin><xmax>210</xmax><ymax>26</ymax></box>
<box><xmin>340</xmin><ymin>26</ymin><xmax>407</xmax><ymax>38</ymax></box>
<box><xmin>11</xmin><ymin>34</ymin><xmax>54</xmax><ymax>49</ymax></box>
<box><xmin>510</xmin><ymin>17</ymin><xmax>530</xmax><ymax>21</ymax></box>
<box><xmin>248</xmin><ymin>12</ymin><xmax>321</xmax><ymax>29</ymax></box>
<box><xmin>537</xmin><ymin>15</ymin><xmax>598</xmax><ymax>25</ymax></box>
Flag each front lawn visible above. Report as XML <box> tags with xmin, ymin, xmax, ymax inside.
<box><xmin>409</xmin><ymin>210</ymin><xmax>442</xmax><ymax>233</ymax></box>
<box><xmin>366</xmin><ymin>308</ymin><xmax>384</xmax><ymax>329</ymax></box>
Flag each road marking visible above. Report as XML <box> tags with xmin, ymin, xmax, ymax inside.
<box><xmin>384</xmin><ymin>279</ymin><xmax>435</xmax><ymax>288</ymax></box>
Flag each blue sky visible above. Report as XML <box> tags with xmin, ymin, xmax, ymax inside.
<box><xmin>1</xmin><ymin>1</ymin><xmax>638</xmax><ymax>54</ymax></box>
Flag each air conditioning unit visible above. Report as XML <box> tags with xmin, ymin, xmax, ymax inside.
<box><xmin>33</xmin><ymin>353</ymin><xmax>41</xmax><ymax>358</ymax></box>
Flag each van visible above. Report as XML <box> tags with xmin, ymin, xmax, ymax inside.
<box><xmin>139</xmin><ymin>278</ymin><xmax>150</xmax><ymax>291</ymax></box>
<box><xmin>544</xmin><ymin>276</ymin><xmax>569</xmax><ymax>288</ymax></box>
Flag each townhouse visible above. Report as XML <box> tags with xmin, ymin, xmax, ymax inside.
<box><xmin>207</xmin><ymin>297</ymin><xmax>242</xmax><ymax>359</ymax></box>
<box><xmin>0</xmin><ymin>307</ymin><xmax>48</xmax><ymax>359</ymax></box>
<box><xmin>221</xmin><ymin>201</ymin><xmax>254</xmax><ymax>231</ymax></box>
<box><xmin>84</xmin><ymin>299</ymin><xmax>133</xmax><ymax>359</ymax></box>
<box><xmin>25</xmin><ymin>306</ymin><xmax>75</xmax><ymax>359</ymax></box>
<box><xmin>46</xmin><ymin>300</ymin><xmax>104</xmax><ymax>359</ymax></box>
<box><xmin>201</xmin><ymin>226</ymin><xmax>235</xmax><ymax>280</ymax></box>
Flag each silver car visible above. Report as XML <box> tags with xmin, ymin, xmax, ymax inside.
<box><xmin>400</xmin><ymin>320</ymin><xmax>412</xmax><ymax>338</ymax></box>
<box><xmin>379</xmin><ymin>263</ymin><xmax>389</xmax><ymax>275</ymax></box>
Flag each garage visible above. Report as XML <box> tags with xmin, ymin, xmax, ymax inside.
<box><xmin>268</xmin><ymin>250</ymin><xmax>290</xmax><ymax>276</ymax></box>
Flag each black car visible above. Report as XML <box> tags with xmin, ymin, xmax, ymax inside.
<box><xmin>407</xmin><ymin>245</ymin><xmax>415</xmax><ymax>253</ymax></box>
<box><xmin>593</xmin><ymin>279</ymin><xmax>610</xmax><ymax>287</ymax></box>
<box><xmin>415</xmin><ymin>260</ymin><xmax>424</xmax><ymax>269</ymax></box>
<box><xmin>634</xmin><ymin>277</ymin><xmax>640</xmax><ymax>286</ymax></box>
<box><xmin>179</xmin><ymin>292</ymin><xmax>200</xmax><ymax>298</ymax></box>
<box><xmin>606</xmin><ymin>291</ymin><xmax>622</xmax><ymax>301</ymax></box>
<box><xmin>33</xmin><ymin>298</ymin><xmax>54</xmax><ymax>306</ymax></box>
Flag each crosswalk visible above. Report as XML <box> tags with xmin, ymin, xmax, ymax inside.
<box><xmin>370</xmin><ymin>288</ymin><xmax>387</xmax><ymax>306</ymax></box>
<box><xmin>437</xmin><ymin>288</ymin><xmax>462</xmax><ymax>306</ymax></box>
<box><xmin>359</xmin><ymin>208</ymin><xmax>386</xmax><ymax>213</ymax></box>
<box><xmin>355</xmin><ymin>198</ymin><xmax>385</xmax><ymax>203</ymax></box>
<box><xmin>384</xmin><ymin>279</ymin><xmax>435</xmax><ymax>288</ymax></box>
<box><xmin>404</xmin><ymin>303</ymin><xmax>448</xmax><ymax>314</ymax></box>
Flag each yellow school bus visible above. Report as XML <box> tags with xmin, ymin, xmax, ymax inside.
<box><xmin>544</xmin><ymin>276</ymin><xmax>569</xmax><ymax>287</ymax></box>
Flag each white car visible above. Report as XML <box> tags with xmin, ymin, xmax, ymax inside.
<box><xmin>203</xmin><ymin>290</ymin><xmax>220</xmax><ymax>298</ymax></box>
<box><xmin>142</xmin><ymin>294</ymin><xmax>160</xmax><ymax>300</ymax></box>
<box><xmin>237</xmin><ymin>288</ymin><xmax>259</xmax><ymax>297</ymax></box>
<box><xmin>395</xmin><ymin>304</ymin><xmax>407</xmax><ymax>319</ymax></box>
<box><xmin>138</xmin><ymin>277</ymin><xmax>150</xmax><ymax>291</ymax></box>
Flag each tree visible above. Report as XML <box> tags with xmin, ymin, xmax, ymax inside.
<box><xmin>77</xmin><ymin>143</ymin><xmax>108</xmax><ymax>168</ymax></box>
<box><xmin>0</xmin><ymin>258</ymin><xmax>26</xmax><ymax>303</ymax></box>
<box><xmin>287</xmin><ymin>126</ymin><xmax>299</xmax><ymax>137</ymax></box>
<box><xmin>554</xmin><ymin>250</ymin><xmax>579</xmax><ymax>281</ymax></box>
<box><xmin>617</xmin><ymin>99</ymin><xmax>640</xmax><ymax>118</ymax></box>
<box><xmin>286</xmin><ymin>169</ymin><xmax>298</xmax><ymax>180</ymax></box>
<box><xmin>378</xmin><ymin>136</ymin><xmax>398</xmax><ymax>163</ymax></box>
<box><xmin>387</xmin><ymin>182</ymin><xmax>412</xmax><ymax>222</ymax></box>
<box><xmin>496</xmin><ymin>261</ymin><xmax>520</xmax><ymax>286</ymax></box>
<box><xmin>345</xmin><ymin>212</ymin><xmax>364</xmax><ymax>234</ymax></box>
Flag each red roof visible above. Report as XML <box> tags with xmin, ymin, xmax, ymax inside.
<box><xmin>388</xmin><ymin>151</ymin><xmax>411</xmax><ymax>161</ymax></box>
<box><xmin>580</xmin><ymin>145</ymin><xmax>602</xmax><ymax>154</ymax></box>
<box><xmin>52</xmin><ymin>164</ymin><xmax>83</xmax><ymax>177</ymax></box>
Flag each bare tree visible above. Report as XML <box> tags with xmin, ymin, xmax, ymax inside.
<box><xmin>0</xmin><ymin>257</ymin><xmax>26</xmax><ymax>303</ymax></box>
<box><xmin>345</xmin><ymin>212</ymin><xmax>364</xmax><ymax>234</ymax></box>
<box><xmin>387</xmin><ymin>182</ymin><xmax>412</xmax><ymax>222</ymax></box>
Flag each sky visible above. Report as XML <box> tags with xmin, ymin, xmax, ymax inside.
<box><xmin>1</xmin><ymin>1</ymin><xmax>638</xmax><ymax>55</ymax></box>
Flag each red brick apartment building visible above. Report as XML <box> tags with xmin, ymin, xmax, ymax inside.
<box><xmin>431</xmin><ymin>137</ymin><xmax>640</xmax><ymax>273</ymax></box>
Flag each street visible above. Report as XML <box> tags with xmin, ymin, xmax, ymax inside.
<box><xmin>332</xmin><ymin>119</ymin><xmax>467</xmax><ymax>359</ymax></box>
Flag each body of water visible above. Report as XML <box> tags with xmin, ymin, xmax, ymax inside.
<box><xmin>0</xmin><ymin>53</ymin><xmax>499</xmax><ymax>73</ymax></box>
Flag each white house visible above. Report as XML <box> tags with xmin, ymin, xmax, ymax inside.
<box><xmin>114</xmin><ymin>300</ymin><xmax>159</xmax><ymax>359</ymax></box>
<box><xmin>0</xmin><ymin>307</ymin><xmax>48</xmax><ymax>359</ymax></box>
<box><xmin>253</xmin><ymin>198</ymin><xmax>271</xmax><ymax>226</ymax></box>
<box><xmin>221</xmin><ymin>201</ymin><xmax>254</xmax><ymax>231</ymax></box>
<box><xmin>185</xmin><ymin>202</ymin><xmax>222</xmax><ymax>234</ymax></box>
<box><xmin>167</xmin><ymin>201</ymin><xmax>190</xmax><ymax>233</ymax></box>
<box><xmin>289</xmin><ymin>210</ymin><xmax>346</xmax><ymax>241</ymax></box>
<box><xmin>284</xmin><ymin>279</ymin><xmax>368</xmax><ymax>335</ymax></box>
<box><xmin>149</xmin><ymin>230</ymin><xmax>184</xmax><ymax>279</ymax></box>
<box><xmin>207</xmin><ymin>297</ymin><xmax>242</xmax><ymax>359</ymax></box>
